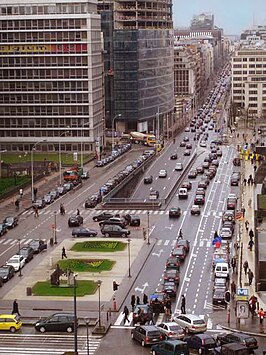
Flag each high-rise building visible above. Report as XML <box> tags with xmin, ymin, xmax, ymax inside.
<box><xmin>0</xmin><ymin>0</ymin><xmax>104</xmax><ymax>156</ymax></box>
<box><xmin>98</xmin><ymin>0</ymin><xmax>175</xmax><ymax>136</ymax></box>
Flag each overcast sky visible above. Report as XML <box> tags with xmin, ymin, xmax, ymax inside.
<box><xmin>173</xmin><ymin>0</ymin><xmax>266</xmax><ymax>35</ymax></box>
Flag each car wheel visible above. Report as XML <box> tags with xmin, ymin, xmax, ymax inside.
<box><xmin>10</xmin><ymin>326</ymin><xmax>16</xmax><ymax>333</ymax></box>
<box><xmin>94</xmin><ymin>217</ymin><xmax>98</xmax><ymax>222</ymax></box>
<box><xmin>141</xmin><ymin>340</ymin><xmax>146</xmax><ymax>347</ymax></box>
<box><xmin>131</xmin><ymin>332</ymin><xmax>134</xmax><ymax>340</ymax></box>
<box><xmin>89</xmin><ymin>234</ymin><xmax>95</xmax><ymax>237</ymax></box>
<box><xmin>66</xmin><ymin>326</ymin><xmax>73</xmax><ymax>333</ymax></box>
<box><xmin>39</xmin><ymin>326</ymin><xmax>46</xmax><ymax>333</ymax></box>
<box><xmin>105</xmin><ymin>233</ymin><xmax>110</xmax><ymax>238</ymax></box>
<box><xmin>74</xmin><ymin>234</ymin><xmax>78</xmax><ymax>238</ymax></box>
<box><xmin>121</xmin><ymin>233</ymin><xmax>126</xmax><ymax>238</ymax></box>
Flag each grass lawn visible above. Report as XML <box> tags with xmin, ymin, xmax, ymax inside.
<box><xmin>71</xmin><ymin>240</ymin><xmax>127</xmax><ymax>252</ymax></box>
<box><xmin>0</xmin><ymin>176</ymin><xmax>30</xmax><ymax>197</ymax></box>
<box><xmin>58</xmin><ymin>258</ymin><xmax>115</xmax><ymax>272</ymax></box>
<box><xmin>32</xmin><ymin>280</ymin><xmax>98</xmax><ymax>297</ymax></box>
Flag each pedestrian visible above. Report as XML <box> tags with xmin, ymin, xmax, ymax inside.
<box><xmin>243</xmin><ymin>178</ymin><xmax>247</xmax><ymax>186</ymax></box>
<box><xmin>249</xmin><ymin>229</ymin><xmax>254</xmax><ymax>240</ymax></box>
<box><xmin>34</xmin><ymin>206</ymin><xmax>39</xmax><ymax>217</ymax></box>
<box><xmin>258</xmin><ymin>308</ymin><xmax>265</xmax><ymax>324</ymax></box>
<box><xmin>230</xmin><ymin>281</ymin><xmax>236</xmax><ymax>299</ymax></box>
<box><xmin>181</xmin><ymin>295</ymin><xmax>186</xmax><ymax>314</ymax></box>
<box><xmin>165</xmin><ymin>298</ymin><xmax>172</xmax><ymax>319</ymax></box>
<box><xmin>243</xmin><ymin>260</ymin><xmax>249</xmax><ymax>275</ymax></box>
<box><xmin>247</xmin><ymin>178</ymin><xmax>251</xmax><ymax>186</ymax></box>
<box><xmin>131</xmin><ymin>294</ymin><xmax>136</xmax><ymax>311</ymax></box>
<box><xmin>143</xmin><ymin>293</ymin><xmax>148</xmax><ymax>305</ymax></box>
<box><xmin>12</xmin><ymin>299</ymin><xmax>20</xmax><ymax>316</ymax></box>
<box><xmin>33</xmin><ymin>187</ymin><xmax>38</xmax><ymax>200</ymax></box>
<box><xmin>248</xmin><ymin>239</ymin><xmax>254</xmax><ymax>251</ymax></box>
<box><xmin>136</xmin><ymin>296</ymin><xmax>140</xmax><ymax>305</ymax></box>
<box><xmin>61</xmin><ymin>246</ymin><xmax>67</xmax><ymax>259</ymax></box>
<box><xmin>15</xmin><ymin>199</ymin><xmax>20</xmax><ymax>211</ymax></box>
<box><xmin>245</xmin><ymin>220</ymin><xmax>249</xmax><ymax>231</ymax></box>
<box><xmin>60</xmin><ymin>203</ymin><xmax>65</xmax><ymax>215</ymax></box>
<box><xmin>76</xmin><ymin>208</ymin><xmax>80</xmax><ymax>216</ymax></box>
<box><xmin>249</xmin><ymin>295</ymin><xmax>258</xmax><ymax>317</ymax></box>
<box><xmin>231</xmin><ymin>256</ymin><xmax>237</xmax><ymax>273</ymax></box>
<box><xmin>123</xmin><ymin>305</ymin><xmax>130</xmax><ymax>325</ymax></box>
<box><xmin>248</xmin><ymin>269</ymin><xmax>254</xmax><ymax>286</ymax></box>
<box><xmin>248</xmin><ymin>198</ymin><xmax>252</xmax><ymax>208</ymax></box>
<box><xmin>251</xmin><ymin>177</ymin><xmax>254</xmax><ymax>186</ymax></box>
<box><xmin>19</xmin><ymin>188</ymin><xmax>23</xmax><ymax>198</ymax></box>
<box><xmin>254</xmin><ymin>165</ymin><xmax>257</xmax><ymax>172</ymax></box>
<box><xmin>241</xmin><ymin>207</ymin><xmax>245</xmax><ymax>218</ymax></box>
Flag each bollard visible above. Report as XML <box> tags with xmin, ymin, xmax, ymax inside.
<box><xmin>227</xmin><ymin>308</ymin><xmax>231</xmax><ymax>324</ymax></box>
<box><xmin>113</xmin><ymin>296</ymin><xmax>117</xmax><ymax>311</ymax></box>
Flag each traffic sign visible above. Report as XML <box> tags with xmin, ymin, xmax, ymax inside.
<box><xmin>236</xmin><ymin>288</ymin><xmax>249</xmax><ymax>300</ymax></box>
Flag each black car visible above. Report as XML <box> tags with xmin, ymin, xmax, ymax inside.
<box><xmin>123</xmin><ymin>214</ymin><xmax>141</xmax><ymax>226</ymax></box>
<box><xmin>3</xmin><ymin>216</ymin><xmax>18</xmax><ymax>229</ymax></box>
<box><xmin>0</xmin><ymin>265</ymin><xmax>15</xmax><ymax>282</ymax></box>
<box><xmin>35</xmin><ymin>313</ymin><xmax>76</xmax><ymax>333</ymax></box>
<box><xmin>72</xmin><ymin>227</ymin><xmax>98</xmax><ymax>238</ymax></box>
<box><xmin>162</xmin><ymin>281</ymin><xmax>177</xmax><ymax>298</ymax></box>
<box><xmin>0</xmin><ymin>223</ymin><xmax>8</xmax><ymax>236</ymax></box>
<box><xmin>33</xmin><ymin>198</ymin><xmax>46</xmax><ymax>209</ymax></box>
<box><xmin>68</xmin><ymin>215</ymin><xmax>83</xmax><ymax>227</ymax></box>
<box><xmin>184</xmin><ymin>334</ymin><xmax>216</xmax><ymax>353</ymax></box>
<box><xmin>144</xmin><ymin>175</ymin><xmax>153</xmax><ymax>184</ymax></box>
<box><xmin>19</xmin><ymin>246</ymin><xmax>34</xmax><ymax>263</ymax></box>
<box><xmin>166</xmin><ymin>256</ymin><xmax>180</xmax><ymax>270</ymax></box>
<box><xmin>213</xmin><ymin>288</ymin><xmax>226</xmax><ymax>305</ymax></box>
<box><xmin>101</xmin><ymin>225</ymin><xmax>130</xmax><ymax>238</ymax></box>
<box><xmin>131</xmin><ymin>325</ymin><xmax>162</xmax><ymax>347</ymax></box>
<box><xmin>169</xmin><ymin>207</ymin><xmax>181</xmax><ymax>218</ymax></box>
<box><xmin>92</xmin><ymin>212</ymin><xmax>113</xmax><ymax>222</ymax></box>
<box><xmin>163</xmin><ymin>268</ymin><xmax>180</xmax><ymax>284</ymax></box>
<box><xmin>170</xmin><ymin>153</ymin><xmax>178</xmax><ymax>160</ymax></box>
<box><xmin>216</xmin><ymin>332</ymin><xmax>258</xmax><ymax>352</ymax></box>
<box><xmin>28</xmin><ymin>239</ymin><xmax>47</xmax><ymax>253</ymax></box>
<box><xmin>84</xmin><ymin>198</ymin><xmax>97</xmax><ymax>208</ymax></box>
<box><xmin>188</xmin><ymin>170</ymin><xmax>197</xmax><ymax>179</ymax></box>
<box><xmin>99</xmin><ymin>217</ymin><xmax>127</xmax><ymax>229</ymax></box>
<box><xmin>194</xmin><ymin>195</ymin><xmax>205</xmax><ymax>205</ymax></box>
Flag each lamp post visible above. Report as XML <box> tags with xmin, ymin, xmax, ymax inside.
<box><xmin>54</xmin><ymin>211</ymin><xmax>57</xmax><ymax>244</ymax></box>
<box><xmin>147</xmin><ymin>211</ymin><xmax>150</xmax><ymax>245</ymax></box>
<box><xmin>85</xmin><ymin>318</ymin><xmax>90</xmax><ymax>355</ymax></box>
<box><xmin>97</xmin><ymin>280</ymin><xmax>102</xmax><ymax>327</ymax></box>
<box><xmin>111</xmin><ymin>114</ymin><xmax>122</xmax><ymax>152</ymax></box>
<box><xmin>59</xmin><ymin>130</ymin><xmax>69</xmax><ymax>186</ymax></box>
<box><xmin>80</xmin><ymin>121</ymin><xmax>90</xmax><ymax>169</ymax></box>
<box><xmin>31</xmin><ymin>140</ymin><xmax>46</xmax><ymax>202</ymax></box>
<box><xmin>127</xmin><ymin>238</ymin><xmax>131</xmax><ymax>278</ymax></box>
<box><xmin>0</xmin><ymin>149</ymin><xmax>7</xmax><ymax>179</ymax></box>
<box><xmin>73</xmin><ymin>273</ymin><xmax>78</xmax><ymax>355</ymax></box>
<box><xmin>18</xmin><ymin>239</ymin><xmax>22</xmax><ymax>277</ymax></box>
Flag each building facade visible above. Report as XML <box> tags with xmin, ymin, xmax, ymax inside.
<box><xmin>0</xmin><ymin>0</ymin><xmax>104</xmax><ymax>155</ymax></box>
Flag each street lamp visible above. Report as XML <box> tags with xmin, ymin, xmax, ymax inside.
<box><xmin>84</xmin><ymin>318</ymin><xmax>90</xmax><ymax>355</ymax></box>
<box><xmin>53</xmin><ymin>211</ymin><xmax>57</xmax><ymax>244</ymax></box>
<box><xmin>59</xmin><ymin>130</ymin><xmax>70</xmax><ymax>186</ymax></box>
<box><xmin>147</xmin><ymin>212</ymin><xmax>150</xmax><ymax>245</ymax></box>
<box><xmin>127</xmin><ymin>238</ymin><xmax>131</xmax><ymax>278</ymax></box>
<box><xmin>80</xmin><ymin>121</ymin><xmax>90</xmax><ymax>169</ymax></box>
<box><xmin>97</xmin><ymin>280</ymin><xmax>102</xmax><ymax>328</ymax></box>
<box><xmin>0</xmin><ymin>149</ymin><xmax>7</xmax><ymax>179</ymax></box>
<box><xmin>111</xmin><ymin>114</ymin><xmax>122</xmax><ymax>152</ymax></box>
<box><xmin>31</xmin><ymin>140</ymin><xmax>47</xmax><ymax>202</ymax></box>
<box><xmin>17</xmin><ymin>239</ymin><xmax>22</xmax><ymax>277</ymax></box>
<box><xmin>73</xmin><ymin>273</ymin><xmax>78</xmax><ymax>355</ymax></box>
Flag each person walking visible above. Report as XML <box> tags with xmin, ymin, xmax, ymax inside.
<box><xmin>248</xmin><ymin>269</ymin><xmax>254</xmax><ymax>286</ymax></box>
<box><xmin>143</xmin><ymin>293</ymin><xmax>148</xmax><ymax>305</ymax></box>
<box><xmin>34</xmin><ymin>206</ymin><xmax>39</xmax><ymax>217</ymax></box>
<box><xmin>249</xmin><ymin>229</ymin><xmax>254</xmax><ymax>240</ymax></box>
<box><xmin>123</xmin><ymin>305</ymin><xmax>130</xmax><ymax>325</ymax></box>
<box><xmin>131</xmin><ymin>294</ymin><xmax>136</xmax><ymax>311</ymax></box>
<box><xmin>258</xmin><ymin>308</ymin><xmax>264</xmax><ymax>324</ymax></box>
<box><xmin>243</xmin><ymin>260</ymin><xmax>249</xmax><ymax>275</ymax></box>
<box><xmin>245</xmin><ymin>220</ymin><xmax>249</xmax><ymax>231</ymax></box>
<box><xmin>19</xmin><ymin>188</ymin><xmax>23</xmax><ymax>198</ymax></box>
<box><xmin>12</xmin><ymin>299</ymin><xmax>20</xmax><ymax>316</ymax></box>
<box><xmin>248</xmin><ymin>198</ymin><xmax>252</xmax><ymax>208</ymax></box>
<box><xmin>61</xmin><ymin>246</ymin><xmax>67</xmax><ymax>259</ymax></box>
<box><xmin>181</xmin><ymin>295</ymin><xmax>186</xmax><ymax>314</ymax></box>
<box><xmin>15</xmin><ymin>199</ymin><xmax>20</xmax><ymax>211</ymax></box>
<box><xmin>165</xmin><ymin>298</ymin><xmax>172</xmax><ymax>319</ymax></box>
<box><xmin>241</xmin><ymin>207</ymin><xmax>245</xmax><ymax>218</ymax></box>
<box><xmin>254</xmin><ymin>165</ymin><xmax>257</xmax><ymax>172</ymax></box>
<box><xmin>76</xmin><ymin>208</ymin><xmax>80</xmax><ymax>216</ymax></box>
<box><xmin>33</xmin><ymin>187</ymin><xmax>38</xmax><ymax>200</ymax></box>
<box><xmin>243</xmin><ymin>178</ymin><xmax>247</xmax><ymax>186</ymax></box>
<box><xmin>248</xmin><ymin>239</ymin><xmax>254</xmax><ymax>251</ymax></box>
<box><xmin>230</xmin><ymin>281</ymin><xmax>236</xmax><ymax>299</ymax></box>
<box><xmin>136</xmin><ymin>296</ymin><xmax>140</xmax><ymax>305</ymax></box>
<box><xmin>231</xmin><ymin>256</ymin><xmax>237</xmax><ymax>273</ymax></box>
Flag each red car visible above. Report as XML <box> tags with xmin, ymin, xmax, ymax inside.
<box><xmin>171</xmin><ymin>246</ymin><xmax>186</xmax><ymax>261</ymax></box>
<box><xmin>176</xmin><ymin>239</ymin><xmax>190</xmax><ymax>252</ymax></box>
<box><xmin>166</xmin><ymin>256</ymin><xmax>180</xmax><ymax>269</ymax></box>
<box><xmin>181</xmin><ymin>181</ymin><xmax>192</xmax><ymax>190</ymax></box>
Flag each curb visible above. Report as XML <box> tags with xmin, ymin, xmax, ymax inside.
<box><xmin>219</xmin><ymin>323</ymin><xmax>266</xmax><ymax>338</ymax></box>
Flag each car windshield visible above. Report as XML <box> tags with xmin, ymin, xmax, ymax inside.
<box><xmin>30</xmin><ymin>241</ymin><xmax>39</xmax><ymax>246</ymax></box>
<box><xmin>169</xmin><ymin>325</ymin><xmax>181</xmax><ymax>331</ymax></box>
<box><xmin>193</xmin><ymin>319</ymin><xmax>205</xmax><ymax>325</ymax></box>
<box><xmin>245</xmin><ymin>337</ymin><xmax>257</xmax><ymax>345</ymax></box>
<box><xmin>8</xmin><ymin>258</ymin><xmax>18</xmax><ymax>263</ymax></box>
<box><xmin>0</xmin><ymin>268</ymin><xmax>8</xmax><ymax>276</ymax></box>
<box><xmin>204</xmin><ymin>338</ymin><xmax>215</xmax><ymax>344</ymax></box>
<box><xmin>5</xmin><ymin>217</ymin><xmax>13</xmax><ymax>223</ymax></box>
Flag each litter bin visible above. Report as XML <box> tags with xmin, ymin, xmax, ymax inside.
<box><xmin>26</xmin><ymin>287</ymin><xmax>32</xmax><ymax>296</ymax></box>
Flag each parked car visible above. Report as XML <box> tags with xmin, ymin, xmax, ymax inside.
<box><xmin>166</xmin><ymin>256</ymin><xmax>180</xmax><ymax>270</ymax></box>
<box><xmin>0</xmin><ymin>314</ymin><xmax>22</xmax><ymax>333</ymax></box>
<box><xmin>157</xmin><ymin>322</ymin><xmax>184</xmax><ymax>340</ymax></box>
<box><xmin>123</xmin><ymin>214</ymin><xmax>140</xmax><ymax>226</ymax></box>
<box><xmin>49</xmin><ymin>189</ymin><xmax>60</xmax><ymax>200</ymax></box>
<box><xmin>0</xmin><ymin>223</ymin><xmax>8</xmax><ymax>236</ymax></box>
<box><xmin>216</xmin><ymin>332</ymin><xmax>258</xmax><ymax>352</ymax></box>
<box><xmin>101</xmin><ymin>225</ymin><xmax>130</xmax><ymax>238</ymax></box>
<box><xmin>35</xmin><ymin>313</ymin><xmax>76</xmax><ymax>333</ymax></box>
<box><xmin>172</xmin><ymin>314</ymin><xmax>207</xmax><ymax>334</ymax></box>
<box><xmin>181</xmin><ymin>181</ymin><xmax>192</xmax><ymax>190</ymax></box>
<box><xmin>171</xmin><ymin>247</ymin><xmax>186</xmax><ymax>261</ymax></box>
<box><xmin>18</xmin><ymin>246</ymin><xmax>34</xmax><ymax>263</ymax></box>
<box><xmin>92</xmin><ymin>212</ymin><xmax>113</xmax><ymax>222</ymax></box>
<box><xmin>0</xmin><ymin>265</ymin><xmax>15</xmax><ymax>282</ymax></box>
<box><xmin>222</xmin><ymin>211</ymin><xmax>235</xmax><ymax>224</ymax></box>
<box><xmin>184</xmin><ymin>333</ymin><xmax>216</xmax><ymax>353</ymax></box>
<box><xmin>214</xmin><ymin>262</ymin><xmax>229</xmax><ymax>279</ymax></box>
<box><xmin>99</xmin><ymin>217</ymin><xmax>127</xmax><ymax>229</ymax></box>
<box><xmin>44</xmin><ymin>193</ymin><xmax>54</xmax><ymax>204</ymax></box>
<box><xmin>132</xmin><ymin>305</ymin><xmax>153</xmax><ymax>326</ymax></box>
<box><xmin>150</xmin><ymin>190</ymin><xmax>159</xmax><ymax>200</ymax></box>
<box><xmin>68</xmin><ymin>215</ymin><xmax>83</xmax><ymax>227</ymax></box>
<box><xmin>131</xmin><ymin>325</ymin><xmax>162</xmax><ymax>347</ymax></box>
<box><xmin>72</xmin><ymin>227</ymin><xmax>97</xmax><ymax>238</ymax></box>
<box><xmin>163</xmin><ymin>269</ymin><xmax>180</xmax><ymax>285</ymax></box>
<box><xmin>213</xmin><ymin>288</ymin><xmax>226</xmax><ymax>305</ymax></box>
<box><xmin>162</xmin><ymin>281</ymin><xmax>177</xmax><ymax>298</ymax></box>
<box><xmin>144</xmin><ymin>175</ymin><xmax>153</xmax><ymax>184</ymax></box>
<box><xmin>85</xmin><ymin>198</ymin><xmax>98</xmax><ymax>208</ymax></box>
<box><xmin>57</xmin><ymin>186</ymin><xmax>67</xmax><ymax>195</ymax></box>
<box><xmin>151</xmin><ymin>340</ymin><xmax>189</xmax><ymax>355</ymax></box>
<box><xmin>33</xmin><ymin>198</ymin><xmax>46</xmax><ymax>209</ymax></box>
<box><xmin>6</xmin><ymin>255</ymin><xmax>26</xmax><ymax>272</ymax></box>
<box><xmin>188</xmin><ymin>170</ymin><xmax>197</xmax><ymax>179</ymax></box>
<box><xmin>81</xmin><ymin>170</ymin><xmax>89</xmax><ymax>179</ymax></box>
<box><xmin>3</xmin><ymin>216</ymin><xmax>18</xmax><ymax>229</ymax></box>
<box><xmin>169</xmin><ymin>207</ymin><xmax>181</xmax><ymax>218</ymax></box>
<box><xmin>28</xmin><ymin>239</ymin><xmax>47</xmax><ymax>253</ymax></box>
<box><xmin>191</xmin><ymin>205</ymin><xmax>200</xmax><ymax>215</ymax></box>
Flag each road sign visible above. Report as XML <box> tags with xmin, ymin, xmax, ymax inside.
<box><xmin>236</xmin><ymin>288</ymin><xmax>249</xmax><ymax>300</ymax></box>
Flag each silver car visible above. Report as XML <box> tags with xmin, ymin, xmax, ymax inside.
<box><xmin>172</xmin><ymin>314</ymin><xmax>207</xmax><ymax>334</ymax></box>
<box><xmin>156</xmin><ymin>322</ymin><xmax>184</xmax><ymax>340</ymax></box>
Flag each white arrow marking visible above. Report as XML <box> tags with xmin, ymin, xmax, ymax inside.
<box><xmin>165</xmin><ymin>224</ymin><xmax>174</xmax><ymax>230</ymax></box>
<box><xmin>134</xmin><ymin>282</ymin><xmax>149</xmax><ymax>294</ymax></box>
<box><xmin>152</xmin><ymin>249</ymin><xmax>164</xmax><ymax>257</ymax></box>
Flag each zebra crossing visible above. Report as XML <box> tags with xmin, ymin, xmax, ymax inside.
<box><xmin>0</xmin><ymin>237</ymin><xmax>46</xmax><ymax>246</ymax></box>
<box><xmin>156</xmin><ymin>239</ymin><xmax>212</xmax><ymax>248</ymax></box>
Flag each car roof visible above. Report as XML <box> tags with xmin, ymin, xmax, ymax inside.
<box><xmin>139</xmin><ymin>325</ymin><xmax>158</xmax><ymax>331</ymax></box>
<box><xmin>178</xmin><ymin>314</ymin><xmax>204</xmax><ymax>321</ymax></box>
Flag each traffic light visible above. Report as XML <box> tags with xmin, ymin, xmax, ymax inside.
<box><xmin>225</xmin><ymin>290</ymin><xmax>231</xmax><ymax>303</ymax></box>
<box><xmin>113</xmin><ymin>280</ymin><xmax>118</xmax><ymax>291</ymax></box>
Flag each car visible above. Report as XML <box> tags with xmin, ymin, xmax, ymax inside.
<box><xmin>227</xmin><ymin>198</ymin><xmax>237</xmax><ymax>210</ymax></box>
<box><xmin>132</xmin><ymin>305</ymin><xmax>153</xmax><ymax>326</ymax></box>
<box><xmin>93</xmin><ymin>212</ymin><xmax>113</xmax><ymax>222</ymax></box>
<box><xmin>81</xmin><ymin>170</ymin><xmax>89</xmax><ymax>179</ymax></box>
<box><xmin>176</xmin><ymin>239</ymin><xmax>190</xmax><ymax>252</ymax></box>
<box><xmin>220</xmin><ymin>227</ymin><xmax>233</xmax><ymax>239</ymax></box>
<box><xmin>0</xmin><ymin>314</ymin><xmax>22</xmax><ymax>333</ymax></box>
<box><xmin>57</xmin><ymin>185</ymin><xmax>67</xmax><ymax>195</ymax></box>
<box><xmin>183</xmin><ymin>136</ymin><xmax>189</xmax><ymax>142</ymax></box>
<box><xmin>186</xmin><ymin>143</ymin><xmax>192</xmax><ymax>149</ymax></box>
<box><xmin>188</xmin><ymin>170</ymin><xmax>197</xmax><ymax>179</ymax></box>
<box><xmin>6</xmin><ymin>255</ymin><xmax>26</xmax><ymax>272</ymax></box>
<box><xmin>0</xmin><ymin>223</ymin><xmax>8</xmax><ymax>236</ymax></box>
<box><xmin>233</xmin><ymin>157</ymin><xmax>241</xmax><ymax>166</ymax></box>
<box><xmin>144</xmin><ymin>175</ymin><xmax>153</xmax><ymax>184</ymax></box>
<box><xmin>184</xmin><ymin>334</ymin><xmax>217</xmax><ymax>353</ymax></box>
<box><xmin>196</xmin><ymin>187</ymin><xmax>206</xmax><ymax>196</ymax></box>
<box><xmin>18</xmin><ymin>246</ymin><xmax>34</xmax><ymax>262</ymax></box>
<box><xmin>0</xmin><ymin>265</ymin><xmax>15</xmax><ymax>282</ymax></box>
<box><xmin>172</xmin><ymin>314</ymin><xmax>207</xmax><ymax>334</ymax></box>
<box><xmin>213</xmin><ymin>343</ymin><xmax>250</xmax><ymax>355</ymax></box>
<box><xmin>166</xmin><ymin>256</ymin><xmax>180</xmax><ymax>269</ymax></box>
<box><xmin>156</xmin><ymin>322</ymin><xmax>184</xmax><ymax>340</ymax></box>
<box><xmin>217</xmin><ymin>150</ymin><xmax>223</xmax><ymax>157</ymax></box>
<box><xmin>49</xmin><ymin>189</ymin><xmax>60</xmax><ymax>200</ymax></box>
<box><xmin>99</xmin><ymin>217</ymin><xmax>127</xmax><ymax>229</ymax></box>
<box><xmin>169</xmin><ymin>207</ymin><xmax>181</xmax><ymax>218</ymax></box>
<box><xmin>159</xmin><ymin>169</ymin><xmax>167</xmax><ymax>178</ymax></box>
<box><xmin>68</xmin><ymin>215</ymin><xmax>83</xmax><ymax>227</ymax></box>
<box><xmin>232</xmin><ymin>172</ymin><xmax>241</xmax><ymax>181</ymax></box>
<box><xmin>43</xmin><ymin>193</ymin><xmax>54</xmax><ymax>204</ymax></box>
<box><xmin>131</xmin><ymin>325</ymin><xmax>162</xmax><ymax>347</ymax></box>
<box><xmin>214</xmin><ymin>278</ymin><xmax>227</xmax><ymax>290</ymax></box>
<box><xmin>101</xmin><ymin>224</ymin><xmax>130</xmax><ymax>238</ymax></box>
<box><xmin>181</xmin><ymin>181</ymin><xmax>192</xmax><ymax>190</ymax></box>
<box><xmin>194</xmin><ymin>195</ymin><xmax>205</xmax><ymax>205</ymax></box>
<box><xmin>28</xmin><ymin>239</ymin><xmax>47</xmax><ymax>253</ymax></box>
<box><xmin>33</xmin><ymin>198</ymin><xmax>46</xmax><ymax>209</ymax></box>
<box><xmin>214</xmin><ymin>262</ymin><xmax>229</xmax><ymax>279</ymax></box>
<box><xmin>85</xmin><ymin>198</ymin><xmax>97</xmax><ymax>208</ymax></box>
<box><xmin>150</xmin><ymin>190</ymin><xmax>159</xmax><ymax>200</ymax></box>
<box><xmin>3</xmin><ymin>216</ymin><xmax>18</xmax><ymax>229</ymax></box>
<box><xmin>175</xmin><ymin>163</ymin><xmax>183</xmax><ymax>171</ymax></box>
<box><xmin>123</xmin><ymin>214</ymin><xmax>140</xmax><ymax>226</ymax></box>
<box><xmin>171</xmin><ymin>246</ymin><xmax>186</xmax><ymax>261</ymax></box>
<box><xmin>151</xmin><ymin>340</ymin><xmax>189</xmax><ymax>355</ymax></box>
<box><xmin>216</xmin><ymin>332</ymin><xmax>258</xmax><ymax>351</ymax></box>
<box><xmin>213</xmin><ymin>288</ymin><xmax>226</xmax><ymax>305</ymax></box>
<box><xmin>163</xmin><ymin>269</ymin><xmax>180</xmax><ymax>285</ymax></box>
<box><xmin>72</xmin><ymin>227</ymin><xmax>98</xmax><ymax>238</ymax></box>
<box><xmin>191</xmin><ymin>205</ymin><xmax>200</xmax><ymax>215</ymax></box>
<box><xmin>184</xmin><ymin>127</ymin><xmax>190</xmax><ymax>132</ymax></box>
<box><xmin>184</xmin><ymin>150</ymin><xmax>190</xmax><ymax>156</ymax></box>
<box><xmin>170</xmin><ymin>153</ymin><xmax>178</xmax><ymax>160</ymax></box>
<box><xmin>196</xmin><ymin>166</ymin><xmax>204</xmax><ymax>174</ymax></box>
<box><xmin>200</xmin><ymin>140</ymin><xmax>207</xmax><ymax>147</ymax></box>
<box><xmin>212</xmin><ymin>159</ymin><xmax>219</xmax><ymax>167</ymax></box>
<box><xmin>202</xmin><ymin>161</ymin><xmax>210</xmax><ymax>169</ymax></box>
<box><xmin>35</xmin><ymin>313</ymin><xmax>76</xmax><ymax>333</ymax></box>
<box><xmin>63</xmin><ymin>182</ymin><xmax>74</xmax><ymax>191</ymax></box>
<box><xmin>180</xmin><ymin>141</ymin><xmax>186</xmax><ymax>147</ymax></box>
<box><xmin>222</xmin><ymin>211</ymin><xmax>235</xmax><ymax>224</ymax></box>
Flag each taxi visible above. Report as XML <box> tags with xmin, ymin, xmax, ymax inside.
<box><xmin>0</xmin><ymin>314</ymin><xmax>22</xmax><ymax>332</ymax></box>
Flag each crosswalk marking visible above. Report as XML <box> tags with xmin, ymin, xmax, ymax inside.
<box><xmin>0</xmin><ymin>238</ymin><xmax>47</xmax><ymax>247</ymax></box>
<box><xmin>164</xmin><ymin>240</ymin><xmax>170</xmax><ymax>246</ymax></box>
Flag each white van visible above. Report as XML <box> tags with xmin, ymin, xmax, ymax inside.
<box><xmin>178</xmin><ymin>188</ymin><xmax>188</xmax><ymax>199</ymax></box>
<box><xmin>214</xmin><ymin>262</ymin><xmax>229</xmax><ymax>279</ymax></box>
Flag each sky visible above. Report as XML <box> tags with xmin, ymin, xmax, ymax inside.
<box><xmin>173</xmin><ymin>0</ymin><xmax>266</xmax><ymax>35</ymax></box>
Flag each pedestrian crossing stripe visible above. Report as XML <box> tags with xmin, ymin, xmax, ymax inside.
<box><xmin>156</xmin><ymin>240</ymin><xmax>212</xmax><ymax>247</ymax></box>
<box><xmin>0</xmin><ymin>238</ymin><xmax>47</xmax><ymax>246</ymax></box>
<box><xmin>204</xmin><ymin>301</ymin><xmax>226</xmax><ymax>310</ymax></box>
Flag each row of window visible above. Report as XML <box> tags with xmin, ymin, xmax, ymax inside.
<box><xmin>0</xmin><ymin>129</ymin><xmax>91</xmax><ymax>138</ymax></box>
<box><xmin>0</xmin><ymin>93</ymin><xmax>89</xmax><ymax>104</ymax></box>
<box><xmin>0</xmin><ymin>18</ymin><xmax>87</xmax><ymax>30</ymax></box>
<box><xmin>233</xmin><ymin>57</ymin><xmax>266</xmax><ymax>62</ymax></box>
<box><xmin>233</xmin><ymin>71</ymin><xmax>266</xmax><ymax>75</ymax></box>
<box><xmin>0</xmin><ymin>106</ymin><xmax>89</xmax><ymax>116</ymax></box>
<box><xmin>233</xmin><ymin>64</ymin><xmax>266</xmax><ymax>68</ymax></box>
<box><xmin>0</xmin><ymin>69</ymin><xmax>89</xmax><ymax>79</ymax></box>
<box><xmin>0</xmin><ymin>81</ymin><xmax>88</xmax><ymax>92</ymax></box>
<box><xmin>0</xmin><ymin>31</ymin><xmax>87</xmax><ymax>42</ymax></box>
<box><xmin>0</xmin><ymin>118</ymin><xmax>90</xmax><ymax>128</ymax></box>
<box><xmin>0</xmin><ymin>4</ymin><xmax>91</xmax><ymax>16</ymax></box>
<box><xmin>1</xmin><ymin>56</ymin><xmax>88</xmax><ymax>67</ymax></box>
<box><xmin>0</xmin><ymin>143</ymin><xmax>94</xmax><ymax>153</ymax></box>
